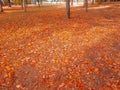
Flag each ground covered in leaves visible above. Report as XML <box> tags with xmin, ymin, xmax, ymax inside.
<box><xmin>0</xmin><ymin>4</ymin><xmax>120</xmax><ymax>90</ymax></box>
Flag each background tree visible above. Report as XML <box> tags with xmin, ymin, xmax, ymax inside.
<box><xmin>66</xmin><ymin>0</ymin><xmax>70</xmax><ymax>19</ymax></box>
<box><xmin>22</xmin><ymin>0</ymin><xmax>27</xmax><ymax>12</ymax></box>
<box><xmin>37</xmin><ymin>0</ymin><xmax>40</xmax><ymax>7</ymax></box>
<box><xmin>91</xmin><ymin>0</ymin><xmax>95</xmax><ymax>4</ymax></box>
<box><xmin>40</xmin><ymin>0</ymin><xmax>42</xmax><ymax>5</ymax></box>
<box><xmin>84</xmin><ymin>0</ymin><xmax>88</xmax><ymax>12</ymax></box>
<box><xmin>8</xmin><ymin>0</ymin><xmax>11</xmax><ymax>7</ymax></box>
<box><xmin>71</xmin><ymin>0</ymin><xmax>73</xmax><ymax>6</ymax></box>
<box><xmin>0</xmin><ymin>0</ymin><xmax>4</xmax><ymax>12</ymax></box>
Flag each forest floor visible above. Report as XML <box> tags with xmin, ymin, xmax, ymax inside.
<box><xmin>0</xmin><ymin>4</ymin><xmax>120</xmax><ymax>90</ymax></box>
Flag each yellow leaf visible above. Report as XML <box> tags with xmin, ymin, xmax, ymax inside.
<box><xmin>16</xmin><ymin>84</ymin><xmax>21</xmax><ymax>88</ymax></box>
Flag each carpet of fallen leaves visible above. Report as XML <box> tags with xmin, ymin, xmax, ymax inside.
<box><xmin>0</xmin><ymin>4</ymin><xmax>120</xmax><ymax>90</ymax></box>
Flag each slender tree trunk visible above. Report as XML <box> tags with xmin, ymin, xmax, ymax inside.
<box><xmin>66</xmin><ymin>0</ymin><xmax>70</xmax><ymax>19</ymax></box>
<box><xmin>0</xmin><ymin>3</ymin><xmax>3</xmax><ymax>12</ymax></box>
<box><xmin>21</xmin><ymin>0</ymin><xmax>23</xmax><ymax>9</ymax></box>
<box><xmin>0</xmin><ymin>0</ymin><xmax>4</xmax><ymax>12</ymax></box>
<box><xmin>86</xmin><ymin>0</ymin><xmax>88</xmax><ymax>12</ymax></box>
<box><xmin>37</xmin><ymin>0</ymin><xmax>40</xmax><ymax>7</ymax></box>
<box><xmin>84</xmin><ymin>0</ymin><xmax>88</xmax><ymax>12</ymax></box>
<box><xmin>8</xmin><ymin>0</ymin><xmax>11</xmax><ymax>7</ymax></box>
<box><xmin>71</xmin><ymin>0</ymin><xmax>73</xmax><ymax>6</ymax></box>
<box><xmin>40</xmin><ymin>0</ymin><xmax>42</xmax><ymax>5</ymax></box>
<box><xmin>77</xmin><ymin>0</ymin><xmax>78</xmax><ymax>4</ymax></box>
<box><xmin>91</xmin><ymin>0</ymin><xmax>94</xmax><ymax>4</ymax></box>
<box><xmin>23</xmin><ymin>0</ymin><xmax>27</xmax><ymax>12</ymax></box>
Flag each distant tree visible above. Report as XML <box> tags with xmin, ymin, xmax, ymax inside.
<box><xmin>76</xmin><ymin>0</ymin><xmax>78</xmax><ymax>4</ymax></box>
<box><xmin>0</xmin><ymin>0</ymin><xmax>4</xmax><ymax>12</ymax></box>
<box><xmin>71</xmin><ymin>0</ymin><xmax>73</xmax><ymax>6</ymax></box>
<box><xmin>37</xmin><ymin>0</ymin><xmax>40</xmax><ymax>7</ymax></box>
<box><xmin>22</xmin><ymin>0</ymin><xmax>27</xmax><ymax>12</ymax></box>
<box><xmin>40</xmin><ymin>0</ymin><xmax>42</xmax><ymax>5</ymax></box>
<box><xmin>66</xmin><ymin>0</ymin><xmax>70</xmax><ymax>18</ymax></box>
<box><xmin>91</xmin><ymin>0</ymin><xmax>95</xmax><ymax>4</ymax></box>
<box><xmin>84</xmin><ymin>0</ymin><xmax>88</xmax><ymax>12</ymax></box>
<box><xmin>8</xmin><ymin>0</ymin><xmax>11</xmax><ymax>7</ymax></box>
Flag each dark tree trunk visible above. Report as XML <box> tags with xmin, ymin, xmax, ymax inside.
<box><xmin>66</xmin><ymin>0</ymin><xmax>70</xmax><ymax>19</ymax></box>
<box><xmin>84</xmin><ymin>0</ymin><xmax>88</xmax><ymax>12</ymax></box>
<box><xmin>0</xmin><ymin>0</ymin><xmax>4</xmax><ymax>12</ymax></box>
<box><xmin>37</xmin><ymin>0</ymin><xmax>40</xmax><ymax>7</ymax></box>
<box><xmin>21</xmin><ymin>0</ymin><xmax>23</xmax><ymax>9</ymax></box>
<box><xmin>8</xmin><ymin>0</ymin><xmax>11</xmax><ymax>7</ymax></box>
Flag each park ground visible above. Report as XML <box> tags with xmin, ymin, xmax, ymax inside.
<box><xmin>0</xmin><ymin>4</ymin><xmax>120</xmax><ymax>90</ymax></box>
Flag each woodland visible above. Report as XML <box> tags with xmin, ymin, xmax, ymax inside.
<box><xmin>0</xmin><ymin>0</ymin><xmax>120</xmax><ymax>90</ymax></box>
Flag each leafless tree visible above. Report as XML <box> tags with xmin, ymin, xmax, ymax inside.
<box><xmin>66</xmin><ymin>0</ymin><xmax>70</xmax><ymax>18</ymax></box>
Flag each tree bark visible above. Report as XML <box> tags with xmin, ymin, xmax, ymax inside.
<box><xmin>0</xmin><ymin>0</ymin><xmax>4</xmax><ymax>12</ymax></box>
<box><xmin>21</xmin><ymin>0</ymin><xmax>23</xmax><ymax>9</ymax></box>
<box><xmin>37</xmin><ymin>0</ymin><xmax>40</xmax><ymax>7</ymax></box>
<box><xmin>77</xmin><ymin>0</ymin><xmax>78</xmax><ymax>4</ymax></box>
<box><xmin>91</xmin><ymin>0</ymin><xmax>94</xmax><ymax>4</ymax></box>
<box><xmin>66</xmin><ymin>0</ymin><xmax>70</xmax><ymax>19</ymax></box>
<box><xmin>23</xmin><ymin>0</ymin><xmax>27</xmax><ymax>12</ymax></box>
<box><xmin>84</xmin><ymin>0</ymin><xmax>88</xmax><ymax>12</ymax></box>
<box><xmin>8</xmin><ymin>0</ymin><xmax>11</xmax><ymax>7</ymax></box>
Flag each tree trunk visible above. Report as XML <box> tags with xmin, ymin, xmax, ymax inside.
<box><xmin>66</xmin><ymin>0</ymin><xmax>70</xmax><ymax>19</ymax></box>
<box><xmin>8</xmin><ymin>0</ymin><xmax>11</xmax><ymax>7</ymax></box>
<box><xmin>0</xmin><ymin>0</ymin><xmax>4</xmax><ymax>12</ymax></box>
<box><xmin>40</xmin><ymin>0</ymin><xmax>42</xmax><ymax>5</ymax></box>
<box><xmin>21</xmin><ymin>0</ymin><xmax>23</xmax><ymax>9</ymax></box>
<box><xmin>37</xmin><ymin>0</ymin><xmax>40</xmax><ymax>7</ymax></box>
<box><xmin>91</xmin><ymin>0</ymin><xmax>94</xmax><ymax>4</ymax></box>
<box><xmin>23</xmin><ymin>0</ymin><xmax>27</xmax><ymax>12</ymax></box>
<box><xmin>77</xmin><ymin>0</ymin><xmax>78</xmax><ymax>4</ymax></box>
<box><xmin>84</xmin><ymin>0</ymin><xmax>88</xmax><ymax>12</ymax></box>
<box><xmin>71</xmin><ymin>0</ymin><xmax>73</xmax><ymax>6</ymax></box>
